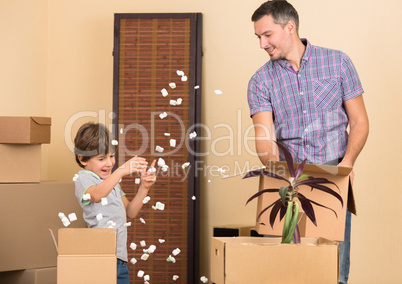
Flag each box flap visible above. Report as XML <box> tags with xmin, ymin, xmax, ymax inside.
<box><xmin>31</xmin><ymin>117</ymin><xmax>52</xmax><ymax>126</ymax></box>
<box><xmin>267</xmin><ymin>160</ymin><xmax>352</xmax><ymax>176</ymax></box>
<box><xmin>318</xmin><ymin>237</ymin><xmax>339</xmax><ymax>246</ymax></box>
<box><xmin>348</xmin><ymin>178</ymin><xmax>357</xmax><ymax>215</ymax></box>
<box><xmin>58</xmin><ymin>228</ymin><xmax>116</xmax><ymax>256</ymax></box>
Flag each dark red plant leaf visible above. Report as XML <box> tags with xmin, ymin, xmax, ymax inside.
<box><xmin>279</xmin><ymin>204</ymin><xmax>287</xmax><ymax>221</ymax></box>
<box><xmin>300</xmin><ymin>196</ymin><xmax>339</xmax><ymax>219</ymax></box>
<box><xmin>270</xmin><ymin>200</ymin><xmax>285</xmax><ymax>229</ymax></box>
<box><xmin>256</xmin><ymin>198</ymin><xmax>281</xmax><ymax>221</ymax></box>
<box><xmin>307</xmin><ymin>184</ymin><xmax>343</xmax><ymax>207</ymax></box>
<box><xmin>296</xmin><ymin>178</ymin><xmax>339</xmax><ymax>191</ymax></box>
<box><xmin>297</xmin><ymin>194</ymin><xmax>317</xmax><ymax>226</ymax></box>
<box><xmin>294</xmin><ymin>159</ymin><xmax>308</xmax><ymax>181</ymax></box>
<box><xmin>243</xmin><ymin>169</ymin><xmax>289</xmax><ymax>184</ymax></box>
<box><xmin>245</xmin><ymin>188</ymin><xmax>279</xmax><ymax>205</ymax></box>
<box><xmin>274</xmin><ymin>141</ymin><xmax>296</xmax><ymax>177</ymax></box>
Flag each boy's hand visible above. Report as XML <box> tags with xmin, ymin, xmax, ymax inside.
<box><xmin>118</xmin><ymin>156</ymin><xmax>148</xmax><ymax>176</ymax></box>
<box><xmin>140</xmin><ymin>159</ymin><xmax>157</xmax><ymax>189</ymax></box>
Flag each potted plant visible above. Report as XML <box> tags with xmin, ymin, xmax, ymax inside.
<box><xmin>243</xmin><ymin>141</ymin><xmax>343</xmax><ymax>244</ymax></box>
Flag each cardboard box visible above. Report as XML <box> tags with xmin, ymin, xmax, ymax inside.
<box><xmin>0</xmin><ymin>116</ymin><xmax>51</xmax><ymax>144</ymax></box>
<box><xmin>211</xmin><ymin>237</ymin><xmax>338</xmax><ymax>284</ymax></box>
<box><xmin>0</xmin><ymin>267</ymin><xmax>56</xmax><ymax>284</ymax></box>
<box><xmin>213</xmin><ymin>225</ymin><xmax>261</xmax><ymax>237</ymax></box>
<box><xmin>0</xmin><ymin>182</ymin><xmax>87</xmax><ymax>272</ymax></box>
<box><xmin>254</xmin><ymin>161</ymin><xmax>355</xmax><ymax>241</ymax></box>
<box><xmin>57</xmin><ymin>228</ymin><xmax>117</xmax><ymax>284</ymax></box>
<box><xmin>0</xmin><ymin>144</ymin><xmax>41</xmax><ymax>183</ymax></box>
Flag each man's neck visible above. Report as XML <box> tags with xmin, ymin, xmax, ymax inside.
<box><xmin>285</xmin><ymin>38</ymin><xmax>306</xmax><ymax>72</ymax></box>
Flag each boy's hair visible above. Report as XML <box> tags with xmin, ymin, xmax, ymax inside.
<box><xmin>74</xmin><ymin>122</ymin><xmax>116</xmax><ymax>168</ymax></box>
<box><xmin>252</xmin><ymin>0</ymin><xmax>299</xmax><ymax>34</ymax></box>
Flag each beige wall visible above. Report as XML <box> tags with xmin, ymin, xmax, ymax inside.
<box><xmin>1</xmin><ymin>0</ymin><xmax>401</xmax><ymax>283</ymax></box>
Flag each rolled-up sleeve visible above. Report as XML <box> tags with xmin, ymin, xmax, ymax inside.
<box><xmin>340</xmin><ymin>53</ymin><xmax>364</xmax><ymax>101</ymax></box>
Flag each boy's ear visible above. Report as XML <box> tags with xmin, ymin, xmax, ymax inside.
<box><xmin>77</xmin><ymin>155</ymin><xmax>87</xmax><ymax>166</ymax></box>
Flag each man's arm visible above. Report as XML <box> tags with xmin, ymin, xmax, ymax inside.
<box><xmin>339</xmin><ymin>94</ymin><xmax>369</xmax><ymax>168</ymax></box>
<box><xmin>252</xmin><ymin>111</ymin><xmax>279</xmax><ymax>165</ymax></box>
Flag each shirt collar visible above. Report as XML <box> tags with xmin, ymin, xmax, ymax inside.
<box><xmin>79</xmin><ymin>170</ymin><xmax>101</xmax><ymax>180</ymax></box>
<box><xmin>300</xmin><ymin>38</ymin><xmax>310</xmax><ymax>63</ymax></box>
<box><xmin>276</xmin><ymin>38</ymin><xmax>311</xmax><ymax>71</ymax></box>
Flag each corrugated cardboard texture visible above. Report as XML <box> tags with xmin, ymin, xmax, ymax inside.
<box><xmin>255</xmin><ymin>161</ymin><xmax>353</xmax><ymax>241</ymax></box>
<box><xmin>0</xmin><ymin>267</ymin><xmax>56</xmax><ymax>284</ymax></box>
<box><xmin>0</xmin><ymin>182</ymin><xmax>87</xmax><ymax>272</ymax></box>
<box><xmin>0</xmin><ymin>144</ymin><xmax>41</xmax><ymax>183</ymax></box>
<box><xmin>211</xmin><ymin>237</ymin><xmax>338</xmax><ymax>284</ymax></box>
<box><xmin>57</xmin><ymin>256</ymin><xmax>116</xmax><ymax>284</ymax></box>
<box><xmin>58</xmin><ymin>228</ymin><xmax>116</xmax><ymax>255</ymax></box>
<box><xmin>0</xmin><ymin>116</ymin><xmax>51</xmax><ymax>144</ymax></box>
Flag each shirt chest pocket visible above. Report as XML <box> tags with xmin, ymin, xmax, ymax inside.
<box><xmin>313</xmin><ymin>78</ymin><xmax>342</xmax><ymax>110</ymax></box>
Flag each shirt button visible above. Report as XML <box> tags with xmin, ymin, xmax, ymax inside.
<box><xmin>306</xmin><ymin>145</ymin><xmax>309</xmax><ymax>148</ymax></box>
<box><xmin>300</xmin><ymin>92</ymin><xmax>304</xmax><ymax>95</ymax></box>
<box><xmin>304</xmin><ymin>128</ymin><xmax>308</xmax><ymax>132</ymax></box>
<box><xmin>303</xmin><ymin>110</ymin><xmax>307</xmax><ymax>114</ymax></box>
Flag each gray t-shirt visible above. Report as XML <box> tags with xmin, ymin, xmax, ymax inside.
<box><xmin>75</xmin><ymin>170</ymin><xmax>128</xmax><ymax>261</ymax></box>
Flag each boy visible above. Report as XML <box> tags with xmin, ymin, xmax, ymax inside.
<box><xmin>73</xmin><ymin>122</ymin><xmax>156</xmax><ymax>284</ymax></box>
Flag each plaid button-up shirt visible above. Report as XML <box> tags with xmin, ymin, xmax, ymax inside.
<box><xmin>248</xmin><ymin>39</ymin><xmax>364</xmax><ymax>164</ymax></box>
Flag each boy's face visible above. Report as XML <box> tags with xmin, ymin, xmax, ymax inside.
<box><xmin>79</xmin><ymin>153</ymin><xmax>116</xmax><ymax>179</ymax></box>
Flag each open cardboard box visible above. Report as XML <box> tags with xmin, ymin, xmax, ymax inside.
<box><xmin>255</xmin><ymin>161</ymin><xmax>355</xmax><ymax>241</ymax></box>
<box><xmin>57</xmin><ymin>228</ymin><xmax>117</xmax><ymax>284</ymax></box>
<box><xmin>0</xmin><ymin>116</ymin><xmax>51</xmax><ymax>144</ymax></box>
<box><xmin>211</xmin><ymin>236</ymin><xmax>338</xmax><ymax>284</ymax></box>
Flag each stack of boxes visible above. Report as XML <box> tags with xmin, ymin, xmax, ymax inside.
<box><xmin>0</xmin><ymin>116</ymin><xmax>87</xmax><ymax>283</ymax></box>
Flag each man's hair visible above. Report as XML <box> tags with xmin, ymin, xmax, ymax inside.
<box><xmin>74</xmin><ymin>122</ymin><xmax>116</xmax><ymax>168</ymax></box>
<box><xmin>252</xmin><ymin>0</ymin><xmax>299</xmax><ymax>33</ymax></box>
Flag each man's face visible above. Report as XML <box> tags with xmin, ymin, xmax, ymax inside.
<box><xmin>254</xmin><ymin>15</ymin><xmax>291</xmax><ymax>61</ymax></box>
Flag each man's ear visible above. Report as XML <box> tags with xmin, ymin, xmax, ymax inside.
<box><xmin>286</xmin><ymin>20</ymin><xmax>297</xmax><ymax>34</ymax></box>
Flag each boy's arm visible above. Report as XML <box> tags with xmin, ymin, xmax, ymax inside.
<box><xmin>123</xmin><ymin>160</ymin><xmax>157</xmax><ymax>219</ymax></box>
<box><xmin>86</xmin><ymin>156</ymin><xmax>148</xmax><ymax>203</ymax></box>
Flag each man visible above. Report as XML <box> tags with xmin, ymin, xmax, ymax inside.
<box><xmin>247</xmin><ymin>1</ymin><xmax>369</xmax><ymax>283</ymax></box>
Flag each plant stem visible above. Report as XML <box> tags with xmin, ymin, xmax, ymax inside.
<box><xmin>293</xmin><ymin>224</ymin><xmax>301</xmax><ymax>244</ymax></box>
